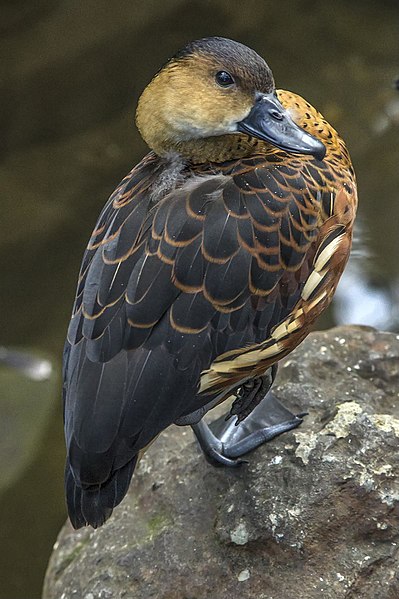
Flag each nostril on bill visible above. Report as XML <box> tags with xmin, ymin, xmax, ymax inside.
<box><xmin>269</xmin><ymin>109</ymin><xmax>284</xmax><ymax>120</ymax></box>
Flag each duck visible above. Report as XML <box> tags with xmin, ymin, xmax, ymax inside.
<box><xmin>63</xmin><ymin>36</ymin><xmax>357</xmax><ymax>529</ymax></box>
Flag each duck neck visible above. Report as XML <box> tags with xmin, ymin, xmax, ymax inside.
<box><xmin>170</xmin><ymin>133</ymin><xmax>266</xmax><ymax>164</ymax></box>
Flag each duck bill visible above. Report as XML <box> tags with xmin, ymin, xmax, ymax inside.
<box><xmin>237</xmin><ymin>93</ymin><xmax>326</xmax><ymax>160</ymax></box>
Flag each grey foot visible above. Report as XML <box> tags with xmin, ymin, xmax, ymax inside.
<box><xmin>191</xmin><ymin>391</ymin><xmax>304</xmax><ymax>467</ymax></box>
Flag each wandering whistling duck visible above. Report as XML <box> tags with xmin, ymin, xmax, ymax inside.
<box><xmin>63</xmin><ymin>37</ymin><xmax>357</xmax><ymax>528</ymax></box>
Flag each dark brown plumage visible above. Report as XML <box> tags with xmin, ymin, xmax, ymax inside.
<box><xmin>63</xmin><ymin>38</ymin><xmax>357</xmax><ymax>528</ymax></box>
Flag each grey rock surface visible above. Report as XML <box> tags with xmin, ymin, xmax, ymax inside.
<box><xmin>43</xmin><ymin>326</ymin><xmax>399</xmax><ymax>599</ymax></box>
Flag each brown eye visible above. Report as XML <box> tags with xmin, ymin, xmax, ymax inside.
<box><xmin>215</xmin><ymin>71</ymin><xmax>235</xmax><ymax>87</ymax></box>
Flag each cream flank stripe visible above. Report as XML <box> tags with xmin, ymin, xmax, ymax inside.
<box><xmin>199</xmin><ymin>287</ymin><xmax>328</xmax><ymax>394</ymax></box>
<box><xmin>301</xmin><ymin>228</ymin><xmax>346</xmax><ymax>301</ymax></box>
<box><xmin>198</xmin><ymin>227</ymin><xmax>346</xmax><ymax>394</ymax></box>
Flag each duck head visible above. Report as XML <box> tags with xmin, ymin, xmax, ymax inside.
<box><xmin>136</xmin><ymin>37</ymin><xmax>325</xmax><ymax>163</ymax></box>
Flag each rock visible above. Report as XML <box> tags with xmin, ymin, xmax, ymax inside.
<box><xmin>43</xmin><ymin>326</ymin><xmax>399</xmax><ymax>599</ymax></box>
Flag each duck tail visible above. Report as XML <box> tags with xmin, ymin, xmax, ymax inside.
<box><xmin>64</xmin><ymin>456</ymin><xmax>138</xmax><ymax>529</ymax></box>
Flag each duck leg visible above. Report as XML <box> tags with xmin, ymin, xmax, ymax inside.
<box><xmin>191</xmin><ymin>366</ymin><xmax>305</xmax><ymax>467</ymax></box>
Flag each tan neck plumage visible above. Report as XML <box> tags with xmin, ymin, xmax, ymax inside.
<box><xmin>172</xmin><ymin>134</ymin><xmax>267</xmax><ymax>164</ymax></box>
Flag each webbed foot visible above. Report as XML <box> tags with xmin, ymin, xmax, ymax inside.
<box><xmin>191</xmin><ymin>389</ymin><xmax>304</xmax><ymax>467</ymax></box>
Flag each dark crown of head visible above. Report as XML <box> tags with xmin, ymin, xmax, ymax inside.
<box><xmin>171</xmin><ymin>37</ymin><xmax>275</xmax><ymax>94</ymax></box>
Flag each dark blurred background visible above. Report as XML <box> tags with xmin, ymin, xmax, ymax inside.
<box><xmin>0</xmin><ymin>1</ymin><xmax>398</xmax><ymax>597</ymax></box>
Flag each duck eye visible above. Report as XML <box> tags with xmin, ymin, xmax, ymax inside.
<box><xmin>215</xmin><ymin>71</ymin><xmax>235</xmax><ymax>87</ymax></box>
